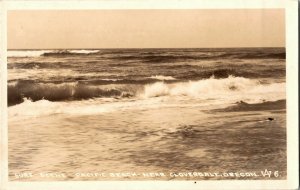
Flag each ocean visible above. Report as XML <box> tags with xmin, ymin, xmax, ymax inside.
<box><xmin>8</xmin><ymin>48</ymin><xmax>286</xmax><ymax>180</ymax></box>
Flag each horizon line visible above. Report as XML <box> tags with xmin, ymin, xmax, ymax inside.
<box><xmin>7</xmin><ymin>46</ymin><xmax>285</xmax><ymax>50</ymax></box>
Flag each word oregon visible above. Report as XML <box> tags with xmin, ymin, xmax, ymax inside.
<box><xmin>169</xmin><ymin>172</ymin><xmax>259</xmax><ymax>177</ymax></box>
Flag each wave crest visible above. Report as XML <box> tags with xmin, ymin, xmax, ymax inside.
<box><xmin>8</xmin><ymin>76</ymin><xmax>285</xmax><ymax>106</ymax></box>
<box><xmin>8</xmin><ymin>82</ymin><xmax>135</xmax><ymax>106</ymax></box>
<box><xmin>42</xmin><ymin>50</ymin><xmax>99</xmax><ymax>57</ymax></box>
<box><xmin>141</xmin><ymin>76</ymin><xmax>285</xmax><ymax>103</ymax></box>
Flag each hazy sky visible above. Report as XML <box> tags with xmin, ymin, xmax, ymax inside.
<box><xmin>8</xmin><ymin>9</ymin><xmax>285</xmax><ymax>49</ymax></box>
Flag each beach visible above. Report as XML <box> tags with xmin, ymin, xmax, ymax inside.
<box><xmin>8</xmin><ymin>48</ymin><xmax>286</xmax><ymax>180</ymax></box>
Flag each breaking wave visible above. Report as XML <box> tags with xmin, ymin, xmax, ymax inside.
<box><xmin>8</xmin><ymin>82</ymin><xmax>137</xmax><ymax>106</ymax></box>
<box><xmin>8</xmin><ymin>76</ymin><xmax>285</xmax><ymax>106</ymax></box>
<box><xmin>141</xmin><ymin>76</ymin><xmax>285</xmax><ymax>102</ymax></box>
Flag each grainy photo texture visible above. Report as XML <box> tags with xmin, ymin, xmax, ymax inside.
<box><xmin>7</xmin><ymin>9</ymin><xmax>286</xmax><ymax>181</ymax></box>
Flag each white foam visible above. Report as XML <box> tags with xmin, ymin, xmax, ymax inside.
<box><xmin>8</xmin><ymin>97</ymin><xmax>167</xmax><ymax>119</ymax></box>
<box><xmin>69</xmin><ymin>50</ymin><xmax>99</xmax><ymax>54</ymax></box>
<box><xmin>142</xmin><ymin>76</ymin><xmax>285</xmax><ymax>104</ymax></box>
<box><xmin>143</xmin><ymin>82</ymin><xmax>169</xmax><ymax>97</ymax></box>
<box><xmin>7</xmin><ymin>81</ymin><xmax>18</xmax><ymax>87</ymax></box>
<box><xmin>149</xmin><ymin>75</ymin><xmax>176</xmax><ymax>80</ymax></box>
<box><xmin>7</xmin><ymin>50</ymin><xmax>52</xmax><ymax>57</ymax></box>
<box><xmin>101</xmin><ymin>78</ymin><xmax>122</xmax><ymax>81</ymax></box>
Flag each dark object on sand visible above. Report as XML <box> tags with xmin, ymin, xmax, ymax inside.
<box><xmin>267</xmin><ymin>117</ymin><xmax>274</xmax><ymax>121</ymax></box>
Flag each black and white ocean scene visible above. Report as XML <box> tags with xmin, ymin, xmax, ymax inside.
<box><xmin>8</xmin><ymin>48</ymin><xmax>286</xmax><ymax>180</ymax></box>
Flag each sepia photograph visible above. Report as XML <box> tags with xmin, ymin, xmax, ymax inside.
<box><xmin>1</xmin><ymin>0</ymin><xmax>299</xmax><ymax>189</ymax></box>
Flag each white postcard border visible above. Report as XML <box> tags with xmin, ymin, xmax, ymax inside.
<box><xmin>0</xmin><ymin>0</ymin><xmax>298</xmax><ymax>190</ymax></box>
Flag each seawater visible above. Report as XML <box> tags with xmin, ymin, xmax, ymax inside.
<box><xmin>8</xmin><ymin>48</ymin><xmax>286</xmax><ymax>180</ymax></box>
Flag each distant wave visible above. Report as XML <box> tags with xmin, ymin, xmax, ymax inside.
<box><xmin>8</xmin><ymin>77</ymin><xmax>178</xmax><ymax>86</ymax></box>
<box><xmin>174</xmin><ymin>68</ymin><xmax>285</xmax><ymax>80</ymax></box>
<box><xmin>7</xmin><ymin>50</ymin><xmax>100</xmax><ymax>57</ymax></box>
<box><xmin>8</xmin><ymin>76</ymin><xmax>285</xmax><ymax>106</ymax></box>
<box><xmin>7</xmin><ymin>50</ymin><xmax>52</xmax><ymax>57</ymax></box>
<box><xmin>237</xmin><ymin>52</ymin><xmax>285</xmax><ymax>59</ymax></box>
<box><xmin>8</xmin><ymin>60</ymin><xmax>285</xmax><ymax>80</ymax></box>
<box><xmin>149</xmin><ymin>75</ymin><xmax>176</xmax><ymax>80</ymax></box>
<box><xmin>42</xmin><ymin>50</ymin><xmax>99</xmax><ymax>57</ymax></box>
<box><xmin>109</xmin><ymin>52</ymin><xmax>285</xmax><ymax>63</ymax></box>
<box><xmin>8</xmin><ymin>49</ymin><xmax>285</xmax><ymax>60</ymax></box>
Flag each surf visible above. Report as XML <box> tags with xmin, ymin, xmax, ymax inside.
<box><xmin>141</xmin><ymin>75</ymin><xmax>285</xmax><ymax>104</ymax></box>
<box><xmin>8</xmin><ymin>76</ymin><xmax>285</xmax><ymax>107</ymax></box>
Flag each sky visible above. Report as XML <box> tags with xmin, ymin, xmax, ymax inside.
<box><xmin>8</xmin><ymin>9</ymin><xmax>285</xmax><ymax>49</ymax></box>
